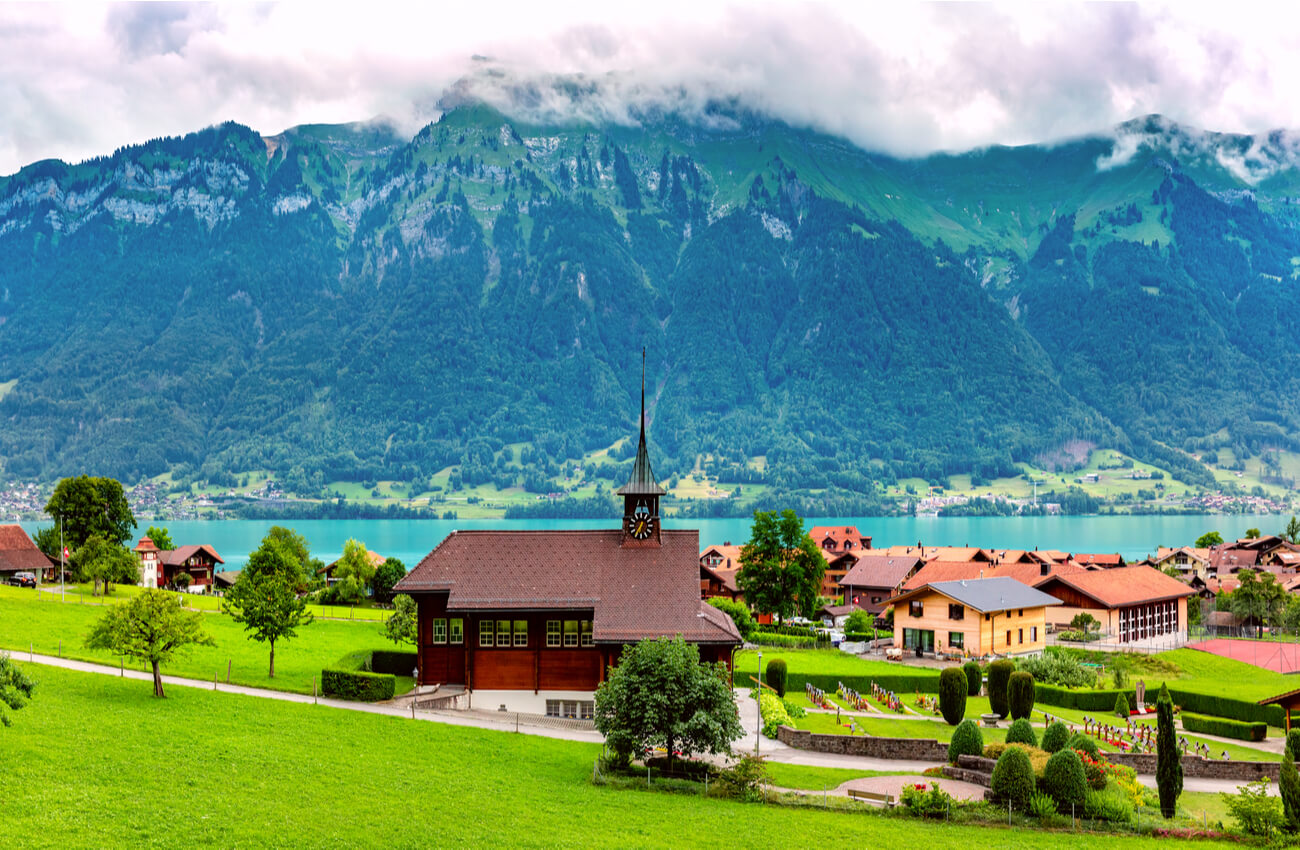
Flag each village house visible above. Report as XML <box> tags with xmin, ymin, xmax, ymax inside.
<box><xmin>393</xmin><ymin>382</ymin><xmax>741</xmax><ymax>717</ymax></box>
<box><xmin>1035</xmin><ymin>566</ymin><xmax>1194</xmax><ymax>643</ymax></box>
<box><xmin>320</xmin><ymin>549</ymin><xmax>386</xmax><ymax>587</ymax></box>
<box><xmin>809</xmin><ymin>525</ymin><xmax>872</xmax><ymax>553</ymax></box>
<box><xmin>133</xmin><ymin>538</ymin><xmax>224</xmax><ymax>591</ymax></box>
<box><xmin>838</xmin><ymin>555</ymin><xmax>924</xmax><ymax>616</ymax></box>
<box><xmin>886</xmin><ymin>576</ymin><xmax>1062</xmax><ymax>658</ymax></box>
<box><xmin>0</xmin><ymin>524</ymin><xmax>54</xmax><ymax>583</ymax></box>
<box><xmin>699</xmin><ymin>543</ymin><xmax>744</xmax><ymax>602</ymax></box>
<box><xmin>1152</xmin><ymin>546</ymin><xmax>1213</xmax><ymax>579</ymax></box>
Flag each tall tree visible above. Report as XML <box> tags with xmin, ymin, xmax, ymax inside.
<box><xmin>736</xmin><ymin>509</ymin><xmax>827</xmax><ymax>625</ymax></box>
<box><xmin>593</xmin><ymin>636</ymin><xmax>742</xmax><ymax>765</ymax></box>
<box><xmin>260</xmin><ymin>526</ymin><xmax>315</xmax><ymax>592</ymax></box>
<box><xmin>244</xmin><ymin>532</ymin><xmax>309</xmax><ymax>592</ymax></box>
<box><xmin>1285</xmin><ymin>516</ymin><xmax>1300</xmax><ymax>546</ymax></box>
<box><xmin>1231</xmin><ymin>570</ymin><xmax>1287</xmax><ymax>638</ymax></box>
<box><xmin>145</xmin><ymin>526</ymin><xmax>175</xmax><ymax>551</ymax></box>
<box><xmin>1156</xmin><ymin>682</ymin><xmax>1182</xmax><ymax>818</ymax></box>
<box><xmin>1195</xmin><ymin>531</ymin><xmax>1224</xmax><ymax>549</ymax></box>
<box><xmin>74</xmin><ymin>535</ymin><xmax>140</xmax><ymax>596</ymax></box>
<box><xmin>383</xmin><ymin>594</ymin><xmax>418</xmax><ymax>647</ymax></box>
<box><xmin>0</xmin><ymin>652</ymin><xmax>36</xmax><ymax>726</ymax></box>
<box><xmin>330</xmin><ymin>539</ymin><xmax>378</xmax><ymax>604</ymax></box>
<box><xmin>370</xmin><ymin>557</ymin><xmax>406</xmax><ymax>605</ymax></box>
<box><xmin>224</xmin><ymin>569</ymin><xmax>312</xmax><ymax>678</ymax></box>
<box><xmin>44</xmin><ymin>476</ymin><xmax>136</xmax><ymax>549</ymax></box>
<box><xmin>85</xmin><ymin>589</ymin><xmax>214</xmax><ymax>697</ymax></box>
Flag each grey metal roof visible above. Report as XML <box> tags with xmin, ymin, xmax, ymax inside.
<box><xmin>918</xmin><ymin>576</ymin><xmax>1063</xmax><ymax>612</ymax></box>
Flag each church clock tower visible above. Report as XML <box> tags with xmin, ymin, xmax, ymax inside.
<box><xmin>618</xmin><ymin>350</ymin><xmax>666</xmax><ymax>546</ymax></box>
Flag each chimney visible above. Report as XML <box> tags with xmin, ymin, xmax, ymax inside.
<box><xmin>979</xmin><ymin>569</ymin><xmax>984</xmax><ymax>579</ymax></box>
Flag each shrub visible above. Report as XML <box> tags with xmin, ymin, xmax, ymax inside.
<box><xmin>1016</xmin><ymin>650</ymin><xmax>1093</xmax><ymax>688</ymax></box>
<box><xmin>750</xmin><ymin>632</ymin><xmax>820</xmax><ymax>648</ymax></box>
<box><xmin>1221</xmin><ymin>777</ymin><xmax>1284</xmax><ymax>836</ymax></box>
<box><xmin>758</xmin><ymin>691</ymin><xmax>792</xmax><ymax>738</ymax></box>
<box><xmin>1085</xmin><ymin>786</ymin><xmax>1135</xmax><ymax>824</ymax></box>
<box><xmin>1041</xmin><ymin>748</ymin><xmax>1088</xmax><ymax>808</ymax></box>
<box><xmin>1030</xmin><ymin>790</ymin><xmax>1059</xmax><ymax>820</ymax></box>
<box><xmin>781</xmin><ymin>699</ymin><xmax>806</xmax><ymax>719</ymax></box>
<box><xmin>985</xmin><ymin>743</ymin><xmax>1050</xmax><ymax>777</ymax></box>
<box><xmin>939</xmin><ymin>667</ymin><xmax>967</xmax><ymax>725</ymax></box>
<box><xmin>1008</xmin><ymin>671</ymin><xmax>1035</xmax><ymax>720</ymax></box>
<box><xmin>963</xmin><ymin>661</ymin><xmax>982</xmax><ymax>696</ymax></box>
<box><xmin>1180</xmin><ymin>712</ymin><xmax>1267</xmax><ymax>742</ymax></box>
<box><xmin>987</xmin><ymin>659</ymin><xmax>1015</xmax><ymax>717</ymax></box>
<box><xmin>714</xmin><ymin>754</ymin><xmax>768</xmax><ymax>802</ymax></box>
<box><xmin>1067</xmin><ymin>733</ymin><xmax>1099</xmax><ymax>758</ymax></box>
<box><xmin>766</xmin><ymin>659</ymin><xmax>788</xmax><ymax>697</ymax></box>
<box><xmin>947</xmin><ymin>719</ymin><xmax>983</xmax><ymax>764</ymax></box>
<box><xmin>1114</xmin><ymin>692</ymin><xmax>1130</xmax><ymax>717</ymax></box>
<box><xmin>707</xmin><ymin>597</ymin><xmax>756</xmax><ymax>641</ymax></box>
<box><xmin>320</xmin><ymin>667</ymin><xmax>396</xmax><ymax>701</ymax></box>
<box><xmin>991</xmin><ymin>746</ymin><xmax>1036</xmax><ymax>811</ymax></box>
<box><xmin>1157</xmin><ymin>683</ymin><xmax>1182</xmax><ymax>820</ymax></box>
<box><xmin>1041</xmin><ymin>721</ymin><xmax>1070</xmax><ymax>754</ymax></box>
<box><xmin>1006</xmin><ymin>718</ymin><xmax>1037</xmax><ymax>747</ymax></box>
<box><xmin>1282</xmin><ymin>750</ymin><xmax>1300</xmax><ymax>833</ymax></box>
<box><xmin>845</xmin><ymin>609</ymin><xmax>874</xmax><ymax>635</ymax></box>
<box><xmin>1079</xmin><ymin>754</ymin><xmax>1108</xmax><ymax>790</ymax></box>
<box><xmin>900</xmin><ymin>782</ymin><xmax>955</xmax><ymax>818</ymax></box>
<box><xmin>1287</xmin><ymin>730</ymin><xmax>1300</xmax><ymax>762</ymax></box>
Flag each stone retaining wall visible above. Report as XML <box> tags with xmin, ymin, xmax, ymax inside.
<box><xmin>1108</xmin><ymin>751</ymin><xmax>1279</xmax><ymax>781</ymax></box>
<box><xmin>776</xmin><ymin>726</ymin><xmax>949</xmax><ymax>761</ymax></box>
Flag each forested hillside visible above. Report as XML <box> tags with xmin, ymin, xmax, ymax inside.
<box><xmin>1</xmin><ymin>103</ymin><xmax>1298</xmax><ymax>511</ymax></box>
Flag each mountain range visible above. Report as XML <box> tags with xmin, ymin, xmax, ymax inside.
<box><xmin>1</xmin><ymin>98</ymin><xmax>1298</xmax><ymax>511</ymax></box>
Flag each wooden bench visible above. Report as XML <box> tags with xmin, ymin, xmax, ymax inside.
<box><xmin>847</xmin><ymin>789</ymin><xmax>895</xmax><ymax>807</ymax></box>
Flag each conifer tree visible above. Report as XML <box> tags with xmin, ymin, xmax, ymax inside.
<box><xmin>1156</xmin><ymin>682</ymin><xmax>1182</xmax><ymax>818</ymax></box>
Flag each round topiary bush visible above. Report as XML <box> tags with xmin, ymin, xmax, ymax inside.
<box><xmin>948</xmin><ymin>718</ymin><xmax>984</xmax><ymax>764</ymax></box>
<box><xmin>963</xmin><ymin>661</ymin><xmax>982</xmax><ymax>697</ymax></box>
<box><xmin>1008</xmin><ymin>671</ymin><xmax>1035</xmax><ymax>720</ymax></box>
<box><xmin>1068</xmin><ymin>733</ymin><xmax>1099</xmax><ymax>758</ymax></box>
<box><xmin>991</xmin><ymin>746</ymin><xmax>1036</xmax><ymax>811</ymax></box>
<box><xmin>987</xmin><ymin>659</ymin><xmax>1015</xmax><ymax>718</ymax></box>
<box><xmin>1042</xmin><ymin>748</ymin><xmax>1088</xmax><ymax>808</ymax></box>
<box><xmin>1006</xmin><ymin>717</ymin><xmax>1038</xmax><ymax>747</ymax></box>
<box><xmin>1114</xmin><ymin>692</ymin><xmax>1130</xmax><ymax>717</ymax></box>
<box><xmin>939</xmin><ymin>667</ymin><xmax>968</xmax><ymax>725</ymax></box>
<box><xmin>1041</xmin><ymin>721</ymin><xmax>1071</xmax><ymax>754</ymax></box>
<box><xmin>765</xmin><ymin>659</ymin><xmax>787</xmax><ymax>697</ymax></box>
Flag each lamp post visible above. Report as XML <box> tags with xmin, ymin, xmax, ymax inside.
<box><xmin>755</xmin><ymin>650</ymin><xmax>762</xmax><ymax>756</ymax></box>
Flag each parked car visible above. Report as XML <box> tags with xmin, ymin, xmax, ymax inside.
<box><xmin>10</xmin><ymin>571</ymin><xmax>36</xmax><ymax>588</ymax></box>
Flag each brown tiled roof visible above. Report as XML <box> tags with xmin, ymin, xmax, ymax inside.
<box><xmin>1209</xmin><ymin>546</ymin><xmax>1259</xmax><ymax>571</ymax></box>
<box><xmin>0</xmin><ymin>525</ymin><xmax>54</xmax><ymax>573</ymax></box>
<box><xmin>1073</xmin><ymin>552</ymin><xmax>1126</xmax><ymax>567</ymax></box>
<box><xmin>701</xmin><ymin>563</ymin><xmax>742</xmax><ymax>593</ymax></box>
<box><xmin>839</xmin><ymin>555</ymin><xmax>923</xmax><ymax>591</ymax></box>
<box><xmin>809</xmin><ymin>526</ymin><xmax>870</xmax><ymax>550</ymax></box>
<box><xmin>1037</xmin><ymin>565</ymin><xmax>1194</xmax><ymax>609</ymax></box>
<box><xmin>902</xmin><ymin>559</ymin><xmax>1084</xmax><ymax>591</ymax></box>
<box><xmin>396</xmin><ymin>529</ymin><xmax>740</xmax><ymax>645</ymax></box>
<box><xmin>159</xmin><ymin>544</ymin><xmax>224</xmax><ymax>567</ymax></box>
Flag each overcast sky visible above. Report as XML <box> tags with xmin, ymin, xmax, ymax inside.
<box><xmin>2</xmin><ymin>1</ymin><xmax>1299</xmax><ymax>176</ymax></box>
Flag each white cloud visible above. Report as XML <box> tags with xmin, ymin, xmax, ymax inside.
<box><xmin>3</xmin><ymin>1</ymin><xmax>1300</xmax><ymax>175</ymax></box>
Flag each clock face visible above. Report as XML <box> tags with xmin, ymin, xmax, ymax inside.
<box><xmin>629</xmin><ymin>500</ymin><xmax>654</xmax><ymax>540</ymax></box>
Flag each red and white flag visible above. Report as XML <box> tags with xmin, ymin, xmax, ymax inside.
<box><xmin>63</xmin><ymin>546</ymin><xmax>70</xmax><ymax>560</ymax></box>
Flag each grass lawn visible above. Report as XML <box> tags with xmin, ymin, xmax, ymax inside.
<box><xmin>0</xmin><ymin>585</ymin><xmax>400</xmax><ymax>696</ymax></box>
<box><xmin>0</xmin><ymin>663</ymin><xmax>1236</xmax><ymax>849</ymax></box>
<box><xmin>736</xmin><ymin>648</ymin><xmax>940</xmax><ymax>685</ymax></box>
<box><xmin>47</xmin><ymin>582</ymin><xmax>392</xmax><ymax>621</ymax></box>
<box><xmin>766</xmin><ymin>764</ymin><xmax>911</xmax><ymax>791</ymax></box>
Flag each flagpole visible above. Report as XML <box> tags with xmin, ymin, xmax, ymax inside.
<box><xmin>60</xmin><ymin>517</ymin><xmax>65</xmax><ymax>602</ymax></box>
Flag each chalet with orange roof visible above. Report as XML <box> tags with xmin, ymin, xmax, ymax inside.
<box><xmin>879</xmin><ymin>544</ymin><xmax>994</xmax><ymax>562</ymax></box>
<box><xmin>1073</xmin><ymin>552</ymin><xmax>1126</xmax><ymax>569</ymax></box>
<box><xmin>1036</xmin><ymin>566</ymin><xmax>1194</xmax><ymax>644</ymax></box>
<box><xmin>133</xmin><ymin>538</ymin><xmax>224</xmax><ymax>591</ymax></box>
<box><xmin>394</xmin><ymin>372</ymin><xmax>740</xmax><ymax>717</ymax></box>
<box><xmin>1153</xmin><ymin>546</ymin><xmax>1212</xmax><ymax>579</ymax></box>
<box><xmin>809</xmin><ymin>525</ymin><xmax>872</xmax><ymax>553</ymax></box>
<box><xmin>839</xmin><ymin>555</ymin><xmax>924</xmax><ymax>615</ymax></box>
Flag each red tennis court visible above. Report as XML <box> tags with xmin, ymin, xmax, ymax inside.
<box><xmin>1188</xmin><ymin>638</ymin><xmax>1300</xmax><ymax>674</ymax></box>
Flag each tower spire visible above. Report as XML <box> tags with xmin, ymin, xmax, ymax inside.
<box><xmin>617</xmin><ymin>348</ymin><xmax>665</xmax><ymax>497</ymax></box>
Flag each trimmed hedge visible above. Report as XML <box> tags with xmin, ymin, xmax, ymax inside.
<box><xmin>1006</xmin><ymin>718</ymin><xmax>1038</xmax><ymax>747</ymax></box>
<box><xmin>963</xmin><ymin>661</ymin><xmax>982</xmax><ymax>697</ymax></box>
<box><xmin>750</xmin><ymin>632</ymin><xmax>822</xmax><ymax>648</ymax></box>
<box><xmin>746</xmin><ymin>670</ymin><xmax>941</xmax><ymax>698</ymax></box>
<box><xmin>1181</xmin><ymin>711</ymin><xmax>1267</xmax><ymax>742</ymax></box>
<box><xmin>1035</xmin><ymin>683</ymin><xmax>1285</xmax><ymax>727</ymax></box>
<box><xmin>371</xmin><ymin>650</ymin><xmax>418</xmax><ymax>676</ymax></box>
<box><xmin>321</xmin><ymin>667</ymin><xmax>396</xmax><ymax>702</ymax></box>
<box><xmin>766</xmin><ymin>659</ymin><xmax>788</xmax><ymax>697</ymax></box>
<box><xmin>991</xmin><ymin>747</ymin><xmax>1036</xmax><ymax>811</ymax></box>
<box><xmin>1008</xmin><ymin>671</ymin><xmax>1035</xmax><ymax>720</ymax></box>
<box><xmin>1041</xmin><ymin>721</ymin><xmax>1071</xmax><ymax>754</ymax></box>
<box><xmin>988</xmin><ymin>660</ymin><xmax>1015</xmax><ymax>718</ymax></box>
<box><xmin>948</xmin><ymin>719</ymin><xmax>984</xmax><ymax>764</ymax></box>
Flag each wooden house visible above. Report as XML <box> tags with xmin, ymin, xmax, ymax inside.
<box><xmin>133</xmin><ymin>538</ymin><xmax>223</xmax><ymax>591</ymax></box>
<box><xmin>1035</xmin><ymin>566</ymin><xmax>1194</xmax><ymax>644</ymax></box>
<box><xmin>0</xmin><ymin>525</ymin><xmax>55</xmax><ymax>583</ymax></box>
<box><xmin>886</xmin><ymin>576</ymin><xmax>1062</xmax><ymax>658</ymax></box>
<box><xmin>838</xmin><ymin>555</ymin><xmax>924</xmax><ymax>615</ymax></box>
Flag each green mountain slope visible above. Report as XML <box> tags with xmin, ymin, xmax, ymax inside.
<box><xmin>1</xmin><ymin>103</ymin><xmax>1297</xmax><ymax>508</ymax></box>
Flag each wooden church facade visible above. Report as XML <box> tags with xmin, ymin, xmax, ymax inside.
<box><xmin>394</xmin><ymin>362</ymin><xmax>741</xmax><ymax>715</ymax></box>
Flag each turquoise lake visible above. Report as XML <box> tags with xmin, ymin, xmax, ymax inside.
<box><xmin>20</xmin><ymin>513</ymin><xmax>1291</xmax><ymax>570</ymax></box>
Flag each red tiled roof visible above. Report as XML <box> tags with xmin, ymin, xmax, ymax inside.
<box><xmin>700</xmin><ymin>544</ymin><xmax>745</xmax><ymax>570</ymax></box>
<box><xmin>1209</xmin><ymin>547</ymin><xmax>1260</xmax><ymax>571</ymax></box>
<box><xmin>1038</xmin><ymin>565</ymin><xmax>1195</xmax><ymax>609</ymax></box>
<box><xmin>0</xmin><ymin>525</ymin><xmax>54</xmax><ymax>573</ymax></box>
<box><xmin>902</xmin><ymin>559</ymin><xmax>1084</xmax><ymax>591</ymax></box>
<box><xmin>1073</xmin><ymin>552</ymin><xmax>1126</xmax><ymax>567</ymax></box>
<box><xmin>397</xmin><ymin>529</ymin><xmax>741</xmax><ymax>645</ymax></box>
<box><xmin>840</xmin><ymin>555</ymin><xmax>923</xmax><ymax>591</ymax></box>
<box><xmin>809</xmin><ymin>526</ymin><xmax>870</xmax><ymax>550</ymax></box>
<box><xmin>159</xmin><ymin>544</ymin><xmax>225</xmax><ymax>567</ymax></box>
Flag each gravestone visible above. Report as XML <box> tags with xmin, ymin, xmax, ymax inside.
<box><xmin>1135</xmin><ymin>679</ymin><xmax>1146</xmax><ymax>707</ymax></box>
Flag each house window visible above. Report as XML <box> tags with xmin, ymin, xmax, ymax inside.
<box><xmin>909</xmin><ymin>601</ymin><xmax>924</xmax><ymax>618</ymax></box>
<box><xmin>1018</xmin><ymin>628</ymin><xmax>1024</xmax><ymax>645</ymax></box>
<box><xmin>1031</xmin><ymin>626</ymin><xmax>1038</xmax><ymax>642</ymax></box>
<box><xmin>580</xmin><ymin>701</ymin><xmax>594</xmax><ymax>720</ymax></box>
<box><xmin>513</xmin><ymin>620</ymin><xmax>528</xmax><ymax>647</ymax></box>
<box><xmin>432</xmin><ymin>618</ymin><xmax>447</xmax><ymax>644</ymax></box>
<box><xmin>1005</xmin><ymin>630</ymin><xmax>1011</xmax><ymax>646</ymax></box>
<box><xmin>545</xmin><ymin>699</ymin><xmax>560</xmax><ymax>717</ymax></box>
<box><xmin>948</xmin><ymin>604</ymin><xmax>964</xmax><ymax>621</ymax></box>
<box><xmin>497</xmin><ymin>620</ymin><xmax>511</xmax><ymax>645</ymax></box>
<box><xmin>563</xmin><ymin>620</ymin><xmax>579</xmax><ymax>647</ymax></box>
<box><xmin>581</xmin><ymin>620</ymin><xmax>593</xmax><ymax>647</ymax></box>
<box><xmin>871</xmin><ymin>596</ymin><xmax>881</xmax><ymax>604</ymax></box>
<box><xmin>479</xmin><ymin>620</ymin><xmax>494</xmax><ymax>647</ymax></box>
<box><xmin>547</xmin><ymin>620</ymin><xmax>561</xmax><ymax>647</ymax></box>
<box><xmin>450</xmin><ymin>619</ymin><xmax>463</xmax><ymax>645</ymax></box>
<box><xmin>1018</xmin><ymin>609</ymin><xmax>1024</xmax><ymax>617</ymax></box>
<box><xmin>949</xmin><ymin>632</ymin><xmax>964</xmax><ymax>650</ymax></box>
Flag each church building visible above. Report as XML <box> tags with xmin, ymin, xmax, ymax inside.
<box><xmin>394</xmin><ymin>365</ymin><xmax>741</xmax><ymax>717</ymax></box>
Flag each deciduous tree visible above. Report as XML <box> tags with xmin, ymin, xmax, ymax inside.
<box><xmin>370</xmin><ymin>557</ymin><xmax>406</xmax><ymax>605</ymax></box>
<box><xmin>224</xmin><ymin>532</ymin><xmax>314</xmax><ymax>678</ymax></box>
<box><xmin>383</xmin><ymin>594</ymin><xmax>418</xmax><ymax>647</ymax></box>
<box><xmin>594</xmin><ymin>636</ymin><xmax>742</xmax><ymax>765</ymax></box>
<box><xmin>0</xmin><ymin>652</ymin><xmax>35</xmax><ymax>726</ymax></box>
<box><xmin>44</xmin><ymin>475</ymin><xmax>136</xmax><ymax>549</ymax></box>
<box><xmin>736</xmin><ymin>509</ymin><xmax>827</xmax><ymax>625</ymax></box>
<box><xmin>145</xmin><ymin>525</ymin><xmax>175</xmax><ymax>551</ymax></box>
<box><xmin>85</xmin><ymin>589</ymin><xmax>214</xmax><ymax>697</ymax></box>
<box><xmin>1195</xmin><ymin>531</ymin><xmax>1224</xmax><ymax>549</ymax></box>
<box><xmin>1231</xmin><ymin>570</ymin><xmax>1287</xmax><ymax>638</ymax></box>
<box><xmin>1285</xmin><ymin>516</ymin><xmax>1300</xmax><ymax>546</ymax></box>
<box><xmin>74</xmin><ymin>535</ymin><xmax>140</xmax><ymax>596</ymax></box>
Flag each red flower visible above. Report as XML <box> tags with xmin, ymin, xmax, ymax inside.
<box><xmin>914</xmin><ymin>783</ymin><xmax>927</xmax><ymax>791</ymax></box>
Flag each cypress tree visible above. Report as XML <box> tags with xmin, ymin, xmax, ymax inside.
<box><xmin>939</xmin><ymin>667</ymin><xmax>967</xmax><ymax>725</ymax></box>
<box><xmin>987</xmin><ymin>659</ymin><xmax>1015</xmax><ymax>718</ymax></box>
<box><xmin>1156</xmin><ymin>682</ymin><xmax>1182</xmax><ymax>818</ymax></box>
<box><xmin>1281</xmin><ymin>750</ymin><xmax>1300</xmax><ymax>832</ymax></box>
